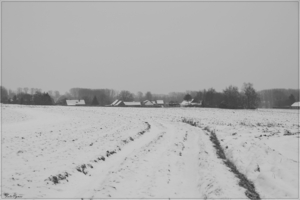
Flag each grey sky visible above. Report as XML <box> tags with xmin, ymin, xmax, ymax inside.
<box><xmin>2</xmin><ymin>1</ymin><xmax>299</xmax><ymax>94</ymax></box>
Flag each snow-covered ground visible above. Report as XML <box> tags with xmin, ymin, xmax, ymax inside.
<box><xmin>1</xmin><ymin>105</ymin><xmax>299</xmax><ymax>199</ymax></box>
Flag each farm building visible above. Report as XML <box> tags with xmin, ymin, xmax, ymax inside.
<box><xmin>123</xmin><ymin>102</ymin><xmax>141</xmax><ymax>107</ymax></box>
<box><xmin>156</xmin><ymin>100</ymin><xmax>164</xmax><ymax>106</ymax></box>
<box><xmin>110</xmin><ymin>99</ymin><xmax>119</xmax><ymax>106</ymax></box>
<box><xmin>180</xmin><ymin>100</ymin><xmax>189</xmax><ymax>106</ymax></box>
<box><xmin>191</xmin><ymin>99</ymin><xmax>202</xmax><ymax>106</ymax></box>
<box><xmin>291</xmin><ymin>102</ymin><xmax>300</xmax><ymax>108</ymax></box>
<box><xmin>66</xmin><ymin>100</ymin><xmax>85</xmax><ymax>106</ymax></box>
<box><xmin>109</xmin><ymin>99</ymin><xmax>125</xmax><ymax>107</ymax></box>
<box><xmin>115</xmin><ymin>101</ymin><xmax>125</xmax><ymax>106</ymax></box>
<box><xmin>143</xmin><ymin>100</ymin><xmax>155</xmax><ymax>106</ymax></box>
<box><xmin>180</xmin><ymin>99</ymin><xmax>202</xmax><ymax>107</ymax></box>
<box><xmin>109</xmin><ymin>100</ymin><xmax>140</xmax><ymax>107</ymax></box>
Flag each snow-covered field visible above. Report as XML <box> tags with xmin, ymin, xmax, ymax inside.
<box><xmin>1</xmin><ymin>104</ymin><xmax>299</xmax><ymax>199</ymax></box>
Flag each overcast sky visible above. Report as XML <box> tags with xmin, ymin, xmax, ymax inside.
<box><xmin>2</xmin><ymin>1</ymin><xmax>299</xmax><ymax>94</ymax></box>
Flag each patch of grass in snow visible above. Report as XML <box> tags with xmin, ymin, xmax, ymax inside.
<box><xmin>3</xmin><ymin>192</ymin><xmax>23</xmax><ymax>198</ymax></box>
<box><xmin>283</xmin><ymin>129</ymin><xmax>300</xmax><ymax>136</ymax></box>
<box><xmin>181</xmin><ymin>118</ymin><xmax>199</xmax><ymax>127</ymax></box>
<box><xmin>46</xmin><ymin>172</ymin><xmax>71</xmax><ymax>185</ymax></box>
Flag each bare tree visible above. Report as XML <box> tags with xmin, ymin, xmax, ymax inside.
<box><xmin>91</xmin><ymin>96</ymin><xmax>99</xmax><ymax>106</ymax></box>
<box><xmin>289</xmin><ymin>94</ymin><xmax>296</xmax><ymax>105</ymax></box>
<box><xmin>145</xmin><ymin>91</ymin><xmax>152</xmax><ymax>101</ymax></box>
<box><xmin>167</xmin><ymin>92</ymin><xmax>185</xmax><ymax>103</ymax></box>
<box><xmin>118</xmin><ymin>90</ymin><xmax>134</xmax><ymax>101</ymax></box>
<box><xmin>23</xmin><ymin>87</ymin><xmax>29</xmax><ymax>94</ymax></box>
<box><xmin>54</xmin><ymin>91</ymin><xmax>60</xmax><ymax>99</ymax></box>
<box><xmin>70</xmin><ymin>88</ymin><xmax>79</xmax><ymax>99</ymax></box>
<box><xmin>241</xmin><ymin>83</ymin><xmax>260</xmax><ymax>109</ymax></box>
<box><xmin>0</xmin><ymin>86</ymin><xmax>8</xmax><ymax>103</ymax></box>
<box><xmin>183</xmin><ymin>94</ymin><xmax>192</xmax><ymax>101</ymax></box>
<box><xmin>8</xmin><ymin>89</ymin><xmax>13</xmax><ymax>98</ymax></box>
<box><xmin>223</xmin><ymin>85</ymin><xmax>242</xmax><ymax>109</ymax></box>
<box><xmin>136</xmin><ymin>91</ymin><xmax>143</xmax><ymax>101</ymax></box>
<box><xmin>17</xmin><ymin>87</ymin><xmax>22</xmax><ymax>94</ymax></box>
<box><xmin>203</xmin><ymin>88</ymin><xmax>216</xmax><ymax>107</ymax></box>
<box><xmin>48</xmin><ymin>90</ymin><xmax>53</xmax><ymax>97</ymax></box>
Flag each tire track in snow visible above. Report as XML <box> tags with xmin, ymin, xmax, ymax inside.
<box><xmin>77</xmin><ymin>121</ymin><xmax>167</xmax><ymax>198</ymax></box>
<box><xmin>90</xmin><ymin>131</ymin><xmax>167</xmax><ymax>198</ymax></box>
<box><xmin>44</xmin><ymin>122</ymin><xmax>151</xmax><ymax>185</ymax></box>
<box><xmin>86</xmin><ymin>121</ymin><xmax>203</xmax><ymax>198</ymax></box>
<box><xmin>55</xmin><ymin>120</ymin><xmax>162</xmax><ymax>198</ymax></box>
<box><xmin>182</xmin><ymin>118</ymin><xmax>261</xmax><ymax>200</ymax></box>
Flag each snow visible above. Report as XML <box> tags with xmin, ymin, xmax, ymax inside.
<box><xmin>66</xmin><ymin>100</ymin><xmax>85</xmax><ymax>106</ymax></box>
<box><xmin>180</xmin><ymin>100</ymin><xmax>190</xmax><ymax>106</ymax></box>
<box><xmin>156</xmin><ymin>100</ymin><xmax>164</xmax><ymax>104</ymax></box>
<box><xmin>123</xmin><ymin>102</ymin><xmax>141</xmax><ymax>106</ymax></box>
<box><xmin>1</xmin><ymin>105</ymin><xmax>299</xmax><ymax>199</ymax></box>
<box><xmin>115</xmin><ymin>100</ymin><xmax>123</xmax><ymax>106</ymax></box>
<box><xmin>110</xmin><ymin>99</ymin><xmax>119</xmax><ymax>106</ymax></box>
<box><xmin>143</xmin><ymin>100</ymin><xmax>154</xmax><ymax>106</ymax></box>
<box><xmin>291</xmin><ymin>102</ymin><xmax>300</xmax><ymax>107</ymax></box>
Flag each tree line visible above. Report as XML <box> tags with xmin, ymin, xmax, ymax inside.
<box><xmin>0</xmin><ymin>87</ymin><xmax>53</xmax><ymax>105</ymax></box>
<box><xmin>259</xmin><ymin>89</ymin><xmax>299</xmax><ymax>108</ymax></box>
<box><xmin>0</xmin><ymin>83</ymin><xmax>298</xmax><ymax>109</ymax></box>
<box><xmin>181</xmin><ymin>83</ymin><xmax>261</xmax><ymax>109</ymax></box>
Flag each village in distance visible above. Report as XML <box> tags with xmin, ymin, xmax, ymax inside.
<box><xmin>0</xmin><ymin>83</ymin><xmax>299</xmax><ymax>109</ymax></box>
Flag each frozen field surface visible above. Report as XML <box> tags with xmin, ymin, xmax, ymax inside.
<box><xmin>1</xmin><ymin>105</ymin><xmax>299</xmax><ymax>199</ymax></box>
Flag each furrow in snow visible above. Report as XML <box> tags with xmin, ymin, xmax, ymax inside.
<box><xmin>43</xmin><ymin>122</ymin><xmax>151</xmax><ymax>190</ymax></box>
<box><xmin>182</xmin><ymin>118</ymin><xmax>260</xmax><ymax>199</ymax></box>
<box><xmin>87</xmin><ymin>120</ymin><xmax>202</xmax><ymax>198</ymax></box>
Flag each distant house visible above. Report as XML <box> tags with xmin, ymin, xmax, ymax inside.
<box><xmin>143</xmin><ymin>100</ymin><xmax>155</xmax><ymax>106</ymax></box>
<box><xmin>109</xmin><ymin>99</ymin><xmax>125</xmax><ymax>107</ymax></box>
<box><xmin>110</xmin><ymin>99</ymin><xmax>119</xmax><ymax>106</ymax></box>
<box><xmin>291</xmin><ymin>102</ymin><xmax>300</xmax><ymax>109</ymax></box>
<box><xmin>180</xmin><ymin>100</ymin><xmax>191</xmax><ymax>106</ymax></box>
<box><xmin>109</xmin><ymin>100</ymin><xmax>141</xmax><ymax>107</ymax></box>
<box><xmin>115</xmin><ymin>101</ymin><xmax>125</xmax><ymax>106</ymax></box>
<box><xmin>180</xmin><ymin>99</ymin><xmax>201</xmax><ymax>107</ymax></box>
<box><xmin>156</xmin><ymin>100</ymin><xmax>164</xmax><ymax>107</ymax></box>
<box><xmin>168</xmin><ymin>101</ymin><xmax>180</xmax><ymax>107</ymax></box>
<box><xmin>190</xmin><ymin>99</ymin><xmax>202</xmax><ymax>106</ymax></box>
<box><xmin>123</xmin><ymin>102</ymin><xmax>141</xmax><ymax>107</ymax></box>
<box><xmin>66</xmin><ymin>100</ymin><xmax>85</xmax><ymax>106</ymax></box>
